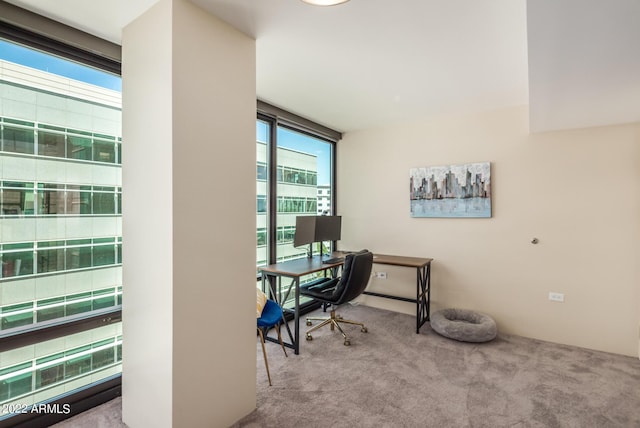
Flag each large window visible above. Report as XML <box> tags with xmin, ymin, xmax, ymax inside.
<box><xmin>256</xmin><ymin>108</ymin><xmax>339</xmax><ymax>309</ymax></box>
<box><xmin>0</xmin><ymin>30</ymin><xmax>122</xmax><ymax>426</ymax></box>
<box><xmin>256</xmin><ymin>116</ymin><xmax>337</xmax><ymax>267</ymax></box>
<box><xmin>275</xmin><ymin>127</ymin><xmax>334</xmax><ymax>262</ymax></box>
<box><xmin>256</xmin><ymin>120</ymin><xmax>270</xmax><ymax>268</ymax></box>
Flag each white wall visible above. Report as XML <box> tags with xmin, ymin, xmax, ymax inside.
<box><xmin>339</xmin><ymin>105</ymin><xmax>640</xmax><ymax>357</ymax></box>
<box><xmin>171</xmin><ymin>0</ymin><xmax>256</xmax><ymax>426</ymax></box>
<box><xmin>122</xmin><ymin>0</ymin><xmax>174</xmax><ymax>425</ymax></box>
<box><xmin>122</xmin><ymin>0</ymin><xmax>256</xmax><ymax>426</ymax></box>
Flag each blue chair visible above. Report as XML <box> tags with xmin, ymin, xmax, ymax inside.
<box><xmin>257</xmin><ymin>299</ymin><xmax>288</xmax><ymax>386</ymax></box>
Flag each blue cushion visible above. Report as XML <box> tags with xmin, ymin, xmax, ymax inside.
<box><xmin>257</xmin><ymin>299</ymin><xmax>283</xmax><ymax>328</ymax></box>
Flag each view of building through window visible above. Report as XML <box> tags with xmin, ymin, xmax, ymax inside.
<box><xmin>256</xmin><ymin>122</ymin><xmax>334</xmax><ymax>268</ymax></box>
<box><xmin>256</xmin><ymin>118</ymin><xmax>335</xmax><ymax>310</ymax></box>
<box><xmin>0</xmin><ymin>39</ymin><xmax>122</xmax><ymax>413</ymax></box>
<box><xmin>276</xmin><ymin>127</ymin><xmax>333</xmax><ymax>262</ymax></box>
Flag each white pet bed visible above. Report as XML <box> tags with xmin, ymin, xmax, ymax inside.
<box><xmin>430</xmin><ymin>308</ymin><xmax>497</xmax><ymax>343</ymax></box>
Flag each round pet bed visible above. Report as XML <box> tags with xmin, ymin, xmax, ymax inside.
<box><xmin>430</xmin><ymin>308</ymin><xmax>497</xmax><ymax>343</ymax></box>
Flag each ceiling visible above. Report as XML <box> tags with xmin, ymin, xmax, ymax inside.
<box><xmin>5</xmin><ymin>0</ymin><xmax>639</xmax><ymax>134</ymax></box>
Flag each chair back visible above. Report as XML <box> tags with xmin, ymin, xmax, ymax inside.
<box><xmin>331</xmin><ymin>250</ymin><xmax>373</xmax><ymax>305</ymax></box>
<box><xmin>258</xmin><ymin>299</ymin><xmax>284</xmax><ymax>328</ymax></box>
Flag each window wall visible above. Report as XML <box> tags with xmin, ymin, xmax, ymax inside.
<box><xmin>256</xmin><ymin>115</ymin><xmax>337</xmax><ymax>268</ymax></box>
<box><xmin>256</xmin><ymin>109</ymin><xmax>339</xmax><ymax>308</ymax></box>
<box><xmin>0</xmin><ymin>31</ymin><xmax>122</xmax><ymax>427</ymax></box>
<box><xmin>275</xmin><ymin>127</ymin><xmax>334</xmax><ymax>262</ymax></box>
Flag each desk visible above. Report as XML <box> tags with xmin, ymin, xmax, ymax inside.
<box><xmin>260</xmin><ymin>256</ymin><xmax>342</xmax><ymax>355</ymax></box>
<box><xmin>363</xmin><ymin>254</ymin><xmax>433</xmax><ymax>334</ymax></box>
<box><xmin>260</xmin><ymin>253</ymin><xmax>433</xmax><ymax>354</ymax></box>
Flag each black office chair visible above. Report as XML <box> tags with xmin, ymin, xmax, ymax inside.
<box><xmin>300</xmin><ymin>250</ymin><xmax>373</xmax><ymax>346</ymax></box>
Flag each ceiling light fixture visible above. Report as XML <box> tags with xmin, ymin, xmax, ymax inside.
<box><xmin>301</xmin><ymin>0</ymin><xmax>350</xmax><ymax>6</ymax></box>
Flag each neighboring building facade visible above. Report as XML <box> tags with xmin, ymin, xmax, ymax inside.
<box><xmin>256</xmin><ymin>141</ymin><xmax>319</xmax><ymax>266</ymax></box>
<box><xmin>0</xmin><ymin>60</ymin><xmax>122</xmax><ymax>408</ymax></box>
<box><xmin>317</xmin><ymin>185</ymin><xmax>331</xmax><ymax>215</ymax></box>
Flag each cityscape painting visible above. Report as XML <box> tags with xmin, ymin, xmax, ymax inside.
<box><xmin>410</xmin><ymin>161</ymin><xmax>491</xmax><ymax>218</ymax></box>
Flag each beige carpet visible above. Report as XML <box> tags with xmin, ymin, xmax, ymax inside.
<box><xmin>236</xmin><ymin>304</ymin><xmax>640</xmax><ymax>427</ymax></box>
<box><xmin>51</xmin><ymin>395</ymin><xmax>125</xmax><ymax>428</ymax></box>
<box><xmin>54</xmin><ymin>304</ymin><xmax>640</xmax><ymax>427</ymax></box>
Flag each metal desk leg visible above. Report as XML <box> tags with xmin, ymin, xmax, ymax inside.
<box><xmin>293</xmin><ymin>277</ymin><xmax>300</xmax><ymax>354</ymax></box>
<box><xmin>426</xmin><ymin>262</ymin><xmax>431</xmax><ymax>322</ymax></box>
<box><xmin>415</xmin><ymin>262</ymin><xmax>431</xmax><ymax>333</ymax></box>
<box><xmin>262</xmin><ymin>273</ymin><xmax>300</xmax><ymax>355</ymax></box>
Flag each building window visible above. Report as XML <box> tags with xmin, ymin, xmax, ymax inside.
<box><xmin>0</xmin><ymin>116</ymin><xmax>122</xmax><ymax>165</ymax></box>
<box><xmin>1</xmin><ymin>119</ymin><xmax>35</xmax><ymax>154</ymax></box>
<box><xmin>0</xmin><ymin>333</ymin><xmax>122</xmax><ymax>403</ymax></box>
<box><xmin>0</xmin><ymin>180</ymin><xmax>122</xmax><ymax>217</ymax></box>
<box><xmin>257</xmin><ymin>162</ymin><xmax>267</xmax><ymax>181</ymax></box>
<box><xmin>0</xmin><ymin>33</ymin><xmax>122</xmax><ymax>417</ymax></box>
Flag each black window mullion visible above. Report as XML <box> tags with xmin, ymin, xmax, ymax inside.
<box><xmin>267</xmin><ymin>116</ymin><xmax>278</xmax><ymax>265</ymax></box>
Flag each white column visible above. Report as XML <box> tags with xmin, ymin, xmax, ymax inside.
<box><xmin>121</xmin><ymin>0</ymin><xmax>256</xmax><ymax>426</ymax></box>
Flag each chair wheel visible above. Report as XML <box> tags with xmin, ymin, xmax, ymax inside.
<box><xmin>344</xmin><ymin>340</ymin><xmax>351</xmax><ymax>346</ymax></box>
<box><xmin>361</xmin><ymin>327</ymin><xmax>368</xmax><ymax>333</ymax></box>
<box><xmin>306</xmin><ymin>320</ymin><xmax>312</xmax><ymax>326</ymax></box>
<box><xmin>306</xmin><ymin>334</ymin><xmax>313</xmax><ymax>341</ymax></box>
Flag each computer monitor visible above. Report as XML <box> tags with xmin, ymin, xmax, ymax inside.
<box><xmin>314</xmin><ymin>215</ymin><xmax>341</xmax><ymax>242</ymax></box>
<box><xmin>293</xmin><ymin>215</ymin><xmax>342</xmax><ymax>257</ymax></box>
<box><xmin>293</xmin><ymin>215</ymin><xmax>317</xmax><ymax>248</ymax></box>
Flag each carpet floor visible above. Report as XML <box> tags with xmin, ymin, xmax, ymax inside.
<box><xmin>55</xmin><ymin>304</ymin><xmax>640</xmax><ymax>427</ymax></box>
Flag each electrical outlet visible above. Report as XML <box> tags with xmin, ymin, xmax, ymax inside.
<box><xmin>375</xmin><ymin>271</ymin><xmax>387</xmax><ymax>279</ymax></box>
<box><xmin>548</xmin><ymin>292</ymin><xmax>564</xmax><ymax>302</ymax></box>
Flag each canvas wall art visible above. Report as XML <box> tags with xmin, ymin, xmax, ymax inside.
<box><xmin>410</xmin><ymin>162</ymin><xmax>491</xmax><ymax>218</ymax></box>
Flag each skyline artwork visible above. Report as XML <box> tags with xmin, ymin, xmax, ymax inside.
<box><xmin>410</xmin><ymin>161</ymin><xmax>491</xmax><ymax>218</ymax></box>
